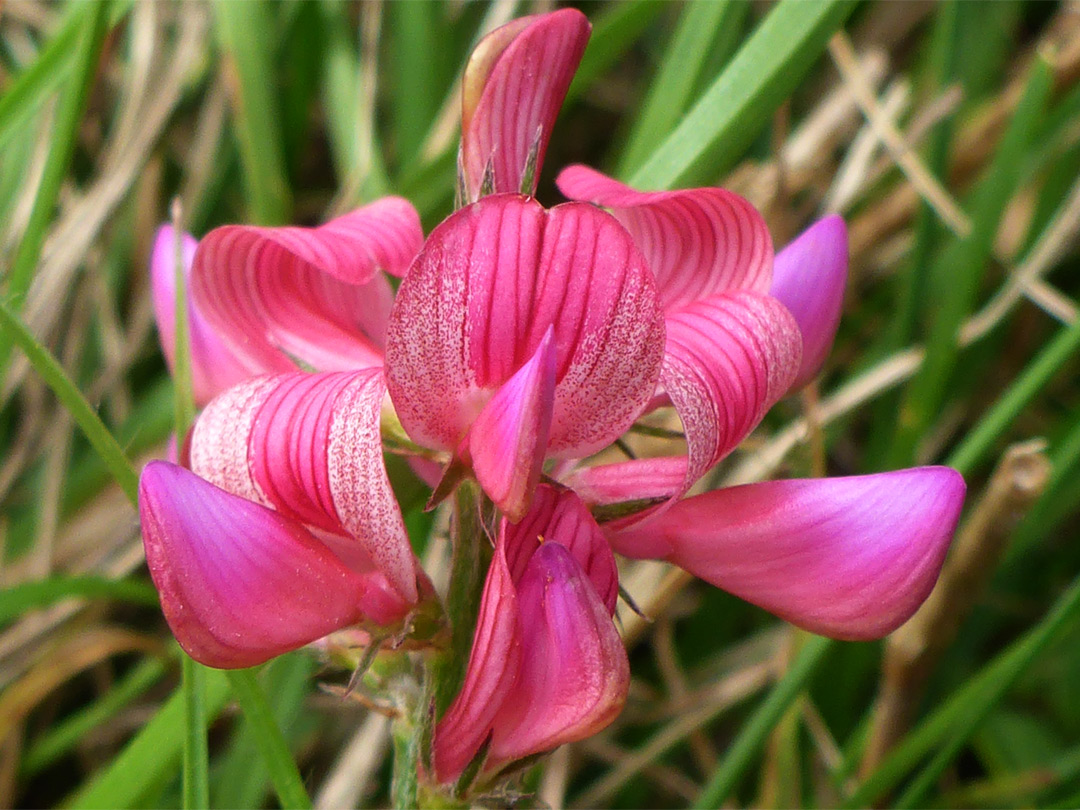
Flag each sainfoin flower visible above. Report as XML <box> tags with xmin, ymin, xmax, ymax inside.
<box><xmin>432</xmin><ymin>485</ymin><xmax>627</xmax><ymax>782</ymax></box>
<box><xmin>136</xmin><ymin>5</ymin><xmax>966</xmax><ymax>789</ymax></box>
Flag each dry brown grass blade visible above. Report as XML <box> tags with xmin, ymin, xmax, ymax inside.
<box><xmin>861</xmin><ymin>440</ymin><xmax>1052</xmax><ymax>773</ymax></box>
<box><xmin>0</xmin><ymin>626</ymin><xmax>165</xmax><ymax>740</ymax></box>
<box><xmin>574</xmin><ymin>661</ymin><xmax>773</xmax><ymax>808</ymax></box>
<box><xmin>3</xmin><ymin>3</ymin><xmax>208</xmax><ymax>403</ymax></box>
<box><xmin>829</xmin><ymin>31</ymin><xmax>972</xmax><ymax>238</ymax></box>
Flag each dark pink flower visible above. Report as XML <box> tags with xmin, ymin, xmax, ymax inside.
<box><xmin>383</xmin><ymin>194</ymin><xmax>665</xmax><ymax>521</ymax></box>
<box><xmin>459</xmin><ymin>9</ymin><xmax>590</xmax><ymax>201</ymax></box>
<box><xmin>139</xmin><ymin>369</ymin><xmax>427</xmax><ymax>668</ymax></box>
<box><xmin>432</xmin><ymin>484</ymin><xmax>627</xmax><ymax>782</ymax></box>
<box><xmin>190</xmin><ymin>198</ymin><xmax>423</xmax><ymax>374</ymax></box>
<box><xmin>149</xmin><ymin>225</ymin><xmax>255</xmax><ymax>406</ymax></box>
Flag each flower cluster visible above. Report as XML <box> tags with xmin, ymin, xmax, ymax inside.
<box><xmin>139</xmin><ymin>9</ymin><xmax>965</xmax><ymax>789</ymax></box>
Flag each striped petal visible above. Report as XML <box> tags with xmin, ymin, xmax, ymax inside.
<box><xmin>139</xmin><ymin>461</ymin><xmax>410</xmax><ymax>669</ymax></box>
<box><xmin>461</xmin><ymin>10</ymin><xmax>590</xmax><ymax>201</ymax></box>
<box><xmin>432</xmin><ymin>538</ymin><xmax>521</xmax><ymax>783</ymax></box>
<box><xmin>556</xmin><ymin>165</ymin><xmax>773</xmax><ymax>309</ymax></box>
<box><xmin>770</xmin><ymin>216</ymin><xmax>848</xmax><ymax>389</ymax></box>
<box><xmin>150</xmin><ymin>226</ymin><xmax>255</xmax><ymax>405</ymax></box>
<box><xmin>607</xmin><ymin>468</ymin><xmax>966</xmax><ymax>639</ymax></box>
<box><xmin>663</xmin><ymin>291</ymin><xmax>802</xmax><ymax>492</ymax></box>
<box><xmin>190</xmin><ymin>370</ymin><xmax>418</xmax><ymax>603</ymax></box>
<box><xmin>433</xmin><ymin>485</ymin><xmax>625</xmax><ymax>782</ymax></box>
<box><xmin>566</xmin><ymin>456</ymin><xmax>687</xmax><ymax>508</ymax></box>
<box><xmin>190</xmin><ymin>199</ymin><xmax>423</xmax><ymax>373</ymax></box>
<box><xmin>466</xmin><ymin>327</ymin><xmax>557</xmax><ymax>522</ymax></box>
<box><xmin>501</xmin><ymin>485</ymin><xmax>618</xmax><ymax>613</ymax></box>
<box><xmin>488</xmin><ymin>541</ymin><xmax>627</xmax><ymax>768</ymax></box>
<box><xmin>385</xmin><ymin>194</ymin><xmax>664</xmax><ymax>462</ymax></box>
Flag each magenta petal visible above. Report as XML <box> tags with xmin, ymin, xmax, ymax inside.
<box><xmin>608</xmin><ymin>468</ymin><xmax>966</xmax><ymax>639</ymax></box>
<box><xmin>433</xmin><ymin>543</ymin><xmax>521</xmax><ymax>783</ymax></box>
<box><xmin>190</xmin><ymin>371</ymin><xmax>418</xmax><ymax>603</ymax></box>
<box><xmin>502</xmin><ymin>485</ymin><xmax>618</xmax><ymax>614</ymax></box>
<box><xmin>566</xmin><ymin>456</ymin><xmax>688</xmax><ymax>507</ymax></box>
<box><xmin>139</xmin><ymin>461</ymin><xmax>398</xmax><ymax>668</ymax></box>
<box><xmin>385</xmin><ymin>195</ymin><xmax>665</xmax><ymax>460</ymax></box>
<box><xmin>663</xmin><ymin>291</ymin><xmax>802</xmax><ymax>492</ymax></box>
<box><xmin>770</xmin><ymin>216</ymin><xmax>848</xmax><ymax>388</ymax></box>
<box><xmin>489</xmin><ymin>542</ymin><xmax>628</xmax><ymax>767</ymax></box>
<box><xmin>191</xmin><ymin>199</ymin><xmax>423</xmax><ymax>372</ymax></box>
<box><xmin>556</xmin><ymin>165</ymin><xmax>773</xmax><ymax>309</ymax></box>
<box><xmin>468</xmin><ymin>328</ymin><xmax>557</xmax><ymax>522</ymax></box>
<box><xmin>460</xmin><ymin>10</ymin><xmax>590</xmax><ymax>200</ymax></box>
<box><xmin>150</xmin><ymin>226</ymin><xmax>255</xmax><ymax>405</ymax></box>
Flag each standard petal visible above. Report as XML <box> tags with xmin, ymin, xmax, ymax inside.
<box><xmin>501</xmin><ymin>485</ymin><xmax>618</xmax><ymax>613</ymax></box>
<box><xmin>150</xmin><ymin>225</ymin><xmax>255</xmax><ymax>405</ymax></box>
<box><xmin>489</xmin><ymin>542</ymin><xmax>628</xmax><ymax>768</ymax></box>
<box><xmin>190</xmin><ymin>370</ymin><xmax>419</xmax><ymax>602</ymax></box>
<box><xmin>139</xmin><ymin>461</ymin><xmax>408</xmax><ymax>669</ymax></box>
<box><xmin>556</xmin><ymin>165</ymin><xmax>773</xmax><ymax>309</ymax></box>
<box><xmin>433</xmin><ymin>543</ymin><xmax>521</xmax><ymax>783</ymax></box>
<box><xmin>467</xmin><ymin>328</ymin><xmax>557</xmax><ymax>522</ymax></box>
<box><xmin>191</xmin><ymin>199</ymin><xmax>423</xmax><ymax>372</ymax></box>
<box><xmin>607</xmin><ymin>468</ymin><xmax>966</xmax><ymax>639</ymax></box>
<box><xmin>460</xmin><ymin>10</ymin><xmax>590</xmax><ymax>200</ymax></box>
<box><xmin>770</xmin><ymin>216</ymin><xmax>848</xmax><ymax>388</ymax></box>
<box><xmin>385</xmin><ymin>194</ymin><xmax>665</xmax><ymax>460</ymax></box>
<box><xmin>663</xmin><ymin>291</ymin><xmax>802</xmax><ymax>492</ymax></box>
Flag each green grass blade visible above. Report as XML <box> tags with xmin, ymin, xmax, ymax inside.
<box><xmin>693</xmin><ymin>634</ymin><xmax>834</xmax><ymax>808</ymax></box>
<box><xmin>214</xmin><ymin>654</ymin><xmax>314</xmax><ymax>809</ymax></box>
<box><xmin>945</xmin><ymin>313</ymin><xmax>1080</xmax><ymax>475</ymax></box>
<box><xmin>0</xmin><ymin>300</ymin><xmax>138</xmax><ymax>504</ymax></box>
<box><xmin>225</xmin><ymin>669</ymin><xmax>313</xmax><ymax>810</ymax></box>
<box><xmin>617</xmin><ymin>0</ymin><xmax>737</xmax><ymax>177</ymax></box>
<box><xmin>181</xmin><ymin>657</ymin><xmax>210</xmax><ymax>810</ymax></box>
<box><xmin>389</xmin><ymin>0</ymin><xmax>441</xmax><ymax>164</ymax></box>
<box><xmin>67</xmin><ymin>667</ymin><xmax>232</xmax><ymax>809</ymax></box>
<box><xmin>0</xmin><ymin>8</ymin><xmax>82</xmax><ymax>151</ymax></box>
<box><xmin>22</xmin><ymin>657</ymin><xmax>167</xmax><ymax>777</ymax></box>
<box><xmin>0</xmin><ymin>2</ymin><xmax>110</xmax><ymax>389</ymax></box>
<box><xmin>213</xmin><ymin>0</ymin><xmax>292</xmax><ymax>225</ymax></box>
<box><xmin>844</xmin><ymin>573</ymin><xmax>1080</xmax><ymax>808</ymax></box>
<box><xmin>887</xmin><ymin>54</ymin><xmax>1053</xmax><ymax>467</ymax></box>
<box><xmin>630</xmin><ymin>0</ymin><xmax>855</xmax><ymax>190</ymax></box>
<box><xmin>0</xmin><ymin>576</ymin><xmax>158</xmax><ymax>624</ymax></box>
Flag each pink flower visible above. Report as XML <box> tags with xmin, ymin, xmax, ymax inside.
<box><xmin>139</xmin><ymin>369</ymin><xmax>430</xmax><ymax>668</ymax></box>
<box><xmin>383</xmin><ymin>193</ymin><xmax>666</xmax><ymax>521</ymax></box>
<box><xmin>140</xmin><ymin>199</ymin><xmax>428</xmax><ymax>668</ymax></box>
<box><xmin>552</xmin><ymin>167</ymin><xmax>964</xmax><ymax>639</ymax></box>
<box><xmin>432</xmin><ymin>485</ymin><xmax>627</xmax><ymax>783</ymax></box>
<box><xmin>149</xmin><ymin>225</ymin><xmax>255</xmax><ymax>406</ymax></box>
<box><xmin>459</xmin><ymin>9</ymin><xmax>590</xmax><ymax>201</ymax></box>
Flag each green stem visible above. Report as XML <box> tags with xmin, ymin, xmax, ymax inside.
<box><xmin>225</xmin><ymin>669</ymin><xmax>313</xmax><ymax>810</ymax></box>
<box><xmin>181</xmin><ymin>656</ymin><xmax>209</xmax><ymax>809</ymax></box>
<box><xmin>0</xmin><ymin>299</ymin><xmax>138</xmax><ymax>503</ymax></box>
